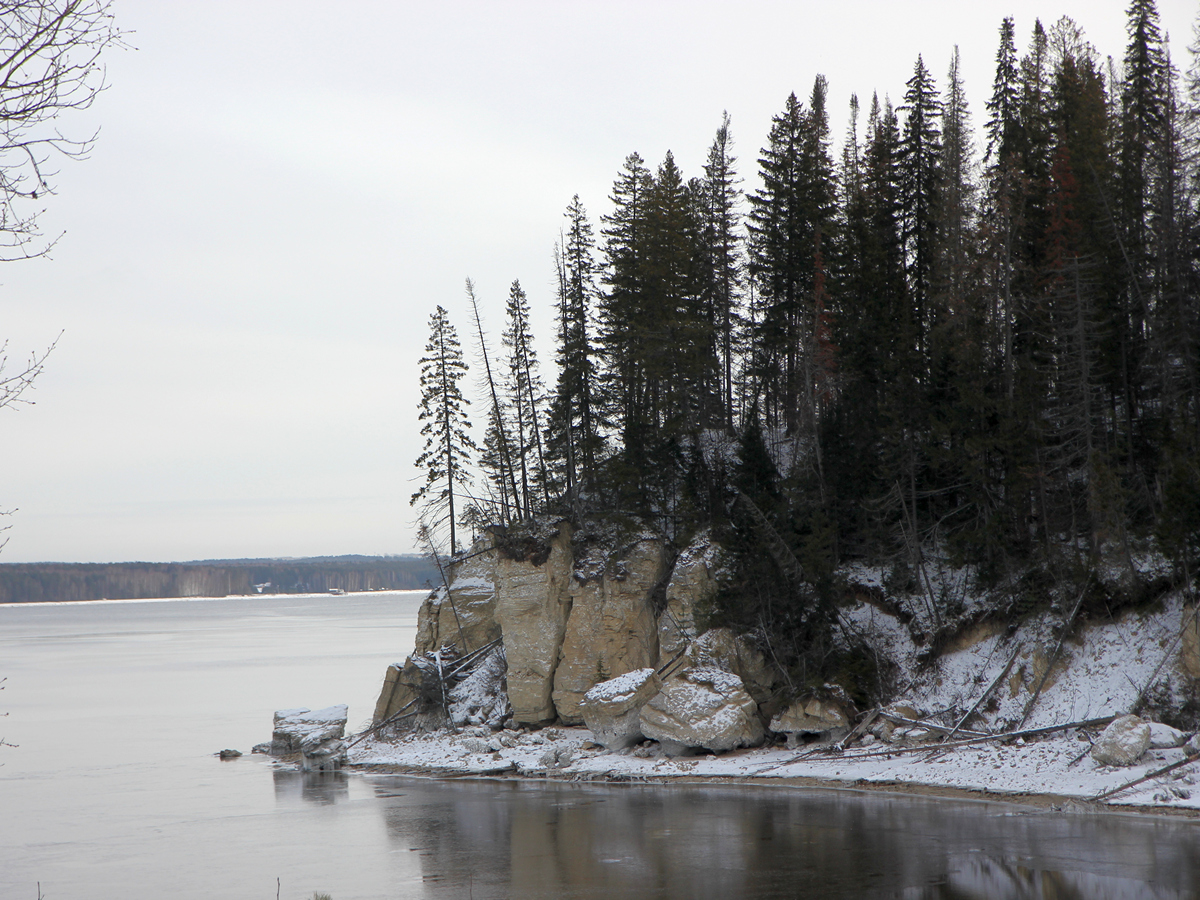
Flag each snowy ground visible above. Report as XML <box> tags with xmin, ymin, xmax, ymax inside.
<box><xmin>348</xmin><ymin>723</ymin><xmax>1199</xmax><ymax>814</ymax></box>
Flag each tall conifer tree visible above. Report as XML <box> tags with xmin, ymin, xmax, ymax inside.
<box><xmin>412</xmin><ymin>306</ymin><xmax>476</xmax><ymax>555</ymax></box>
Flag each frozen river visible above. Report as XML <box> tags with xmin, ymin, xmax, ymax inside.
<box><xmin>1</xmin><ymin>591</ymin><xmax>1198</xmax><ymax>899</ymax></box>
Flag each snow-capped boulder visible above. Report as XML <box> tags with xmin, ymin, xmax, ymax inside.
<box><xmin>580</xmin><ymin>667</ymin><xmax>662</xmax><ymax>750</ymax></box>
<box><xmin>1091</xmin><ymin>714</ymin><xmax>1151</xmax><ymax>766</ymax></box>
<box><xmin>271</xmin><ymin>705</ymin><xmax>348</xmax><ymax>756</ymax></box>
<box><xmin>770</xmin><ymin>694</ymin><xmax>851</xmax><ymax>747</ymax></box>
<box><xmin>494</xmin><ymin>521</ymin><xmax>574</xmax><ymax>724</ymax></box>
<box><xmin>1148</xmin><ymin>722</ymin><xmax>1189</xmax><ymax>749</ymax></box>
<box><xmin>683</xmin><ymin>628</ymin><xmax>776</xmax><ymax>705</ymax></box>
<box><xmin>639</xmin><ymin>668</ymin><xmax>764</xmax><ymax>755</ymax></box>
<box><xmin>552</xmin><ymin>538</ymin><xmax>667</xmax><ymax>723</ymax></box>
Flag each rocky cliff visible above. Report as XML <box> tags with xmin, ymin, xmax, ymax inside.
<box><xmin>374</xmin><ymin>523</ymin><xmax>1200</xmax><ymax>755</ymax></box>
<box><xmin>374</xmin><ymin>521</ymin><xmax>773</xmax><ymax>752</ymax></box>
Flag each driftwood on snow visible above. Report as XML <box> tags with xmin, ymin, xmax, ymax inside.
<box><xmin>806</xmin><ymin>715</ymin><xmax>1118</xmax><ymax>762</ymax></box>
<box><xmin>1017</xmin><ymin>584</ymin><xmax>1088</xmax><ymax>729</ymax></box>
<box><xmin>945</xmin><ymin>643</ymin><xmax>1022</xmax><ymax>742</ymax></box>
<box><xmin>347</xmin><ymin>697</ymin><xmax>419</xmax><ymax>748</ymax></box>
<box><xmin>1092</xmin><ymin>750</ymin><xmax>1200</xmax><ymax>802</ymax></box>
<box><xmin>877</xmin><ymin>711</ymin><xmax>989</xmax><ymax>740</ymax></box>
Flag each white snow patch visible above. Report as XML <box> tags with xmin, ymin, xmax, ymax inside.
<box><xmin>585</xmin><ymin>668</ymin><xmax>656</xmax><ymax>703</ymax></box>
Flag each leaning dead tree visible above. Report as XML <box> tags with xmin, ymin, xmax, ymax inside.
<box><xmin>0</xmin><ymin>0</ymin><xmax>124</xmax><ymax>259</ymax></box>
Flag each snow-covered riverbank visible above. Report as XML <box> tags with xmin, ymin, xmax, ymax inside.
<box><xmin>348</xmin><ymin>724</ymin><xmax>1200</xmax><ymax>814</ymax></box>
<box><xmin>349</xmin><ymin>581</ymin><xmax>1200</xmax><ymax>815</ymax></box>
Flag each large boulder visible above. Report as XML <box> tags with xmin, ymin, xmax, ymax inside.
<box><xmin>271</xmin><ymin>705</ymin><xmax>348</xmax><ymax>756</ymax></box>
<box><xmin>657</xmin><ymin>534</ymin><xmax>721</xmax><ymax>664</ymax></box>
<box><xmin>580</xmin><ymin>668</ymin><xmax>662</xmax><ymax>750</ymax></box>
<box><xmin>494</xmin><ymin>521</ymin><xmax>575</xmax><ymax>724</ymax></box>
<box><xmin>552</xmin><ymin>538</ymin><xmax>667</xmax><ymax>723</ymax></box>
<box><xmin>1092</xmin><ymin>714</ymin><xmax>1151</xmax><ymax>766</ymax></box>
<box><xmin>683</xmin><ymin>628</ymin><xmax>777</xmax><ymax>705</ymax></box>
<box><xmin>414</xmin><ymin>537</ymin><xmax>500</xmax><ymax>655</ymax></box>
<box><xmin>639</xmin><ymin>668</ymin><xmax>764</xmax><ymax>755</ymax></box>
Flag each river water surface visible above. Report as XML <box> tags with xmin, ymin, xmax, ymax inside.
<box><xmin>2</xmin><ymin>591</ymin><xmax>1199</xmax><ymax>899</ymax></box>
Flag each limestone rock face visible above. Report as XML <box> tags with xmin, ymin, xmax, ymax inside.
<box><xmin>580</xmin><ymin>668</ymin><xmax>662</xmax><ymax>750</ymax></box>
<box><xmin>658</xmin><ymin>534</ymin><xmax>721</xmax><ymax>664</ymax></box>
<box><xmin>770</xmin><ymin>695</ymin><xmax>851</xmax><ymax>737</ymax></box>
<box><xmin>639</xmin><ymin>668</ymin><xmax>764</xmax><ymax>754</ymax></box>
<box><xmin>683</xmin><ymin>628</ymin><xmax>777</xmax><ymax>705</ymax></box>
<box><xmin>415</xmin><ymin>538</ymin><xmax>500</xmax><ymax>655</ymax></box>
<box><xmin>373</xmin><ymin>661</ymin><xmax>414</xmax><ymax>723</ymax></box>
<box><xmin>552</xmin><ymin>538</ymin><xmax>668</xmax><ymax>723</ymax></box>
<box><xmin>494</xmin><ymin>521</ymin><xmax>575</xmax><ymax>724</ymax></box>
<box><xmin>271</xmin><ymin>705</ymin><xmax>348</xmax><ymax>756</ymax></box>
<box><xmin>1092</xmin><ymin>714</ymin><xmax>1151</xmax><ymax>766</ymax></box>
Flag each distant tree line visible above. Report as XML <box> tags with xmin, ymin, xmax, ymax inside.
<box><xmin>0</xmin><ymin>556</ymin><xmax>439</xmax><ymax>603</ymax></box>
<box><xmin>414</xmin><ymin>3</ymin><xmax>1200</xmax><ymax>616</ymax></box>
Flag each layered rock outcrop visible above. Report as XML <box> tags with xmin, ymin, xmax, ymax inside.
<box><xmin>552</xmin><ymin>538</ymin><xmax>667</xmax><ymax>723</ymax></box>
<box><xmin>494</xmin><ymin>521</ymin><xmax>575</xmax><ymax>724</ymax></box>
<box><xmin>683</xmin><ymin>627</ymin><xmax>777</xmax><ymax>706</ymax></box>
<box><xmin>414</xmin><ymin>544</ymin><xmax>500</xmax><ymax>655</ymax></box>
<box><xmin>374</xmin><ymin>526</ymin><xmax>800</xmax><ymax>748</ymax></box>
<box><xmin>658</xmin><ymin>533</ymin><xmax>721</xmax><ymax>664</ymax></box>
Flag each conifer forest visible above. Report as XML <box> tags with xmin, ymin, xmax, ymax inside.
<box><xmin>414</xmin><ymin>4</ymin><xmax>1200</xmax><ymax>658</ymax></box>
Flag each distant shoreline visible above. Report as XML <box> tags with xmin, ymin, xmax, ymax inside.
<box><xmin>0</xmin><ymin>587</ymin><xmax>430</xmax><ymax>608</ymax></box>
<box><xmin>0</xmin><ymin>555</ymin><xmax>438</xmax><ymax>604</ymax></box>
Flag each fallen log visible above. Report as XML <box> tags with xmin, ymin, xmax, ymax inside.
<box><xmin>1092</xmin><ymin>751</ymin><xmax>1200</xmax><ymax>802</ymax></box>
<box><xmin>834</xmin><ymin>707</ymin><xmax>881</xmax><ymax>752</ymax></box>
<box><xmin>1017</xmin><ymin>585</ymin><xmax>1087</xmax><ymax>730</ymax></box>
<box><xmin>345</xmin><ymin>697</ymin><xmax>419</xmax><ymax>748</ymax></box>
<box><xmin>946</xmin><ymin>644</ymin><xmax>1022</xmax><ymax>741</ymax></box>
<box><xmin>787</xmin><ymin>715</ymin><xmax>1117</xmax><ymax>763</ymax></box>
<box><xmin>877</xmin><ymin>711</ymin><xmax>990</xmax><ymax>740</ymax></box>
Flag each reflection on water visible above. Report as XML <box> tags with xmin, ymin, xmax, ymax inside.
<box><xmin>3</xmin><ymin>593</ymin><xmax>1197</xmax><ymax>900</ymax></box>
<box><xmin>367</xmin><ymin>778</ymin><xmax>1200</xmax><ymax>900</ymax></box>
<box><xmin>273</xmin><ymin>768</ymin><xmax>351</xmax><ymax>805</ymax></box>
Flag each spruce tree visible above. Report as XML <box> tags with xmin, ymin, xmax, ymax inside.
<box><xmin>698</xmin><ymin>111</ymin><xmax>744</xmax><ymax>430</ymax></box>
<box><xmin>547</xmin><ymin>195</ymin><xmax>602</xmax><ymax>502</ymax></box>
<box><xmin>412</xmin><ymin>305</ymin><xmax>477</xmax><ymax>556</ymax></box>
<box><xmin>748</xmin><ymin>82</ymin><xmax>836</xmax><ymax>435</ymax></box>
<box><xmin>502</xmin><ymin>279</ymin><xmax>549</xmax><ymax>517</ymax></box>
<box><xmin>899</xmin><ymin>54</ymin><xmax>943</xmax><ymax>359</ymax></box>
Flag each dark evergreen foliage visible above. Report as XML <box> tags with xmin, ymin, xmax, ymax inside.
<box><xmin>422</xmin><ymin>2</ymin><xmax>1200</xmax><ymax>644</ymax></box>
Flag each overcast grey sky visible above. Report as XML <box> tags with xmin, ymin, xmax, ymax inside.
<box><xmin>1</xmin><ymin>0</ymin><xmax>1195</xmax><ymax>563</ymax></box>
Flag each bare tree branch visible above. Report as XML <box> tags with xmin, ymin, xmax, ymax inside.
<box><xmin>0</xmin><ymin>1</ymin><xmax>125</xmax><ymax>259</ymax></box>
